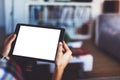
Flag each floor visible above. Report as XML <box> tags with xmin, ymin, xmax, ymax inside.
<box><xmin>81</xmin><ymin>39</ymin><xmax>120</xmax><ymax>79</ymax></box>
<box><xmin>82</xmin><ymin>76</ymin><xmax>120</xmax><ymax>80</ymax></box>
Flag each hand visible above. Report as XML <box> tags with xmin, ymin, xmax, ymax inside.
<box><xmin>52</xmin><ymin>41</ymin><xmax>72</xmax><ymax>80</ymax></box>
<box><xmin>1</xmin><ymin>34</ymin><xmax>16</xmax><ymax>58</ymax></box>
<box><xmin>55</xmin><ymin>41</ymin><xmax>72</xmax><ymax>70</ymax></box>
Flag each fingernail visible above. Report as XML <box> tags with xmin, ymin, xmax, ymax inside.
<box><xmin>59</xmin><ymin>42</ymin><xmax>62</xmax><ymax>45</ymax></box>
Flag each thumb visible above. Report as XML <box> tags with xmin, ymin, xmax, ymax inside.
<box><xmin>58</xmin><ymin>42</ymin><xmax>63</xmax><ymax>53</ymax></box>
<box><xmin>57</xmin><ymin>42</ymin><xmax>63</xmax><ymax>57</ymax></box>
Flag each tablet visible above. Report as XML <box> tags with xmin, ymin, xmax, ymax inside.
<box><xmin>10</xmin><ymin>24</ymin><xmax>65</xmax><ymax>62</ymax></box>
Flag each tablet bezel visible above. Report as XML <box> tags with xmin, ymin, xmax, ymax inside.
<box><xmin>10</xmin><ymin>23</ymin><xmax>65</xmax><ymax>63</ymax></box>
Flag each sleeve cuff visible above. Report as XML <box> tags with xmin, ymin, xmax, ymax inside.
<box><xmin>0</xmin><ymin>54</ymin><xmax>7</xmax><ymax>62</ymax></box>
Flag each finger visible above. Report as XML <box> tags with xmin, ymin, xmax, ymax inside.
<box><xmin>62</xmin><ymin>48</ymin><xmax>65</xmax><ymax>52</ymax></box>
<box><xmin>9</xmin><ymin>34</ymin><xmax>16</xmax><ymax>44</ymax></box>
<box><xmin>6</xmin><ymin>33</ymin><xmax>15</xmax><ymax>41</ymax></box>
<box><xmin>4</xmin><ymin>34</ymin><xmax>13</xmax><ymax>44</ymax></box>
<box><xmin>65</xmin><ymin>49</ymin><xmax>72</xmax><ymax>56</ymax></box>
<box><xmin>4</xmin><ymin>34</ymin><xmax>16</xmax><ymax>45</ymax></box>
<box><xmin>63</xmin><ymin>52</ymin><xmax>72</xmax><ymax>66</ymax></box>
<box><xmin>7</xmin><ymin>34</ymin><xmax>16</xmax><ymax>46</ymax></box>
<box><xmin>63</xmin><ymin>41</ymin><xmax>70</xmax><ymax>51</ymax></box>
<box><xmin>57</xmin><ymin>42</ymin><xmax>63</xmax><ymax>57</ymax></box>
<box><xmin>58</xmin><ymin>42</ymin><xmax>63</xmax><ymax>53</ymax></box>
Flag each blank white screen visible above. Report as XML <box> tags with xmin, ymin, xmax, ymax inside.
<box><xmin>13</xmin><ymin>26</ymin><xmax>61</xmax><ymax>61</ymax></box>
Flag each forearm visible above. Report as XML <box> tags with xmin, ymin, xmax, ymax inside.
<box><xmin>52</xmin><ymin>66</ymin><xmax>65</xmax><ymax>80</ymax></box>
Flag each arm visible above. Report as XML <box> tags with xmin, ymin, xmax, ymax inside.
<box><xmin>52</xmin><ymin>41</ymin><xmax>72</xmax><ymax>80</ymax></box>
<box><xmin>0</xmin><ymin>34</ymin><xmax>24</xmax><ymax>80</ymax></box>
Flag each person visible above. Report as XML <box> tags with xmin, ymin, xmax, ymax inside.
<box><xmin>0</xmin><ymin>33</ymin><xmax>72</xmax><ymax>80</ymax></box>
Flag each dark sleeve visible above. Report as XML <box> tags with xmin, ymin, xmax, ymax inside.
<box><xmin>0</xmin><ymin>58</ymin><xmax>24</xmax><ymax>80</ymax></box>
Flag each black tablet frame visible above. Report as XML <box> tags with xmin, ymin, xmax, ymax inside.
<box><xmin>10</xmin><ymin>23</ymin><xmax>65</xmax><ymax>63</ymax></box>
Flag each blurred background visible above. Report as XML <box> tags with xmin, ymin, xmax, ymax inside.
<box><xmin>0</xmin><ymin>0</ymin><xmax>103</xmax><ymax>49</ymax></box>
<box><xmin>0</xmin><ymin>0</ymin><xmax>120</xmax><ymax>80</ymax></box>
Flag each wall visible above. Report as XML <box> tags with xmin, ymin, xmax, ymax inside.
<box><xmin>0</xmin><ymin>0</ymin><xmax>5</xmax><ymax>52</ymax></box>
<box><xmin>0</xmin><ymin>0</ymin><xmax>5</xmax><ymax>27</ymax></box>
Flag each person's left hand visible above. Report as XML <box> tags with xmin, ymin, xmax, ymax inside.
<box><xmin>55</xmin><ymin>41</ymin><xmax>72</xmax><ymax>70</ymax></box>
<box><xmin>1</xmin><ymin>34</ymin><xmax>16</xmax><ymax>58</ymax></box>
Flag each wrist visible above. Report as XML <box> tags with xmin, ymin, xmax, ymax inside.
<box><xmin>0</xmin><ymin>54</ymin><xmax>5</xmax><ymax>60</ymax></box>
<box><xmin>55</xmin><ymin>63</ymin><xmax>66</xmax><ymax>70</ymax></box>
<box><xmin>55</xmin><ymin>64</ymin><xmax>65</xmax><ymax>74</ymax></box>
<box><xmin>53</xmin><ymin>66</ymin><xmax>64</xmax><ymax>80</ymax></box>
<box><xmin>1</xmin><ymin>51</ymin><xmax>8</xmax><ymax>57</ymax></box>
<box><xmin>0</xmin><ymin>53</ymin><xmax>6</xmax><ymax>57</ymax></box>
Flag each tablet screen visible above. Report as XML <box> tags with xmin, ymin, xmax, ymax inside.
<box><xmin>11</xmin><ymin>24</ymin><xmax>64</xmax><ymax>62</ymax></box>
